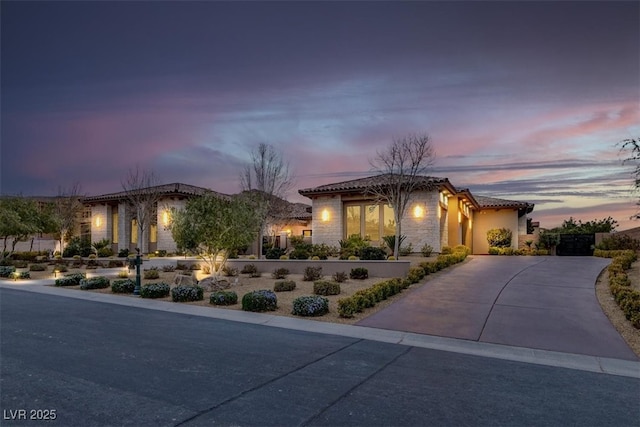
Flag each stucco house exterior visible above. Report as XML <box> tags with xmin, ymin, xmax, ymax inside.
<box><xmin>298</xmin><ymin>174</ymin><xmax>535</xmax><ymax>255</ymax></box>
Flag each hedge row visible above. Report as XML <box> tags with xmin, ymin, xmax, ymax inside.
<box><xmin>338</xmin><ymin>246</ymin><xmax>471</xmax><ymax>318</ymax></box>
<box><xmin>595</xmin><ymin>249</ymin><xmax>639</xmax><ymax>328</ymax></box>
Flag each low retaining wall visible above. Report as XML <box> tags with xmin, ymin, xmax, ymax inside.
<box><xmin>147</xmin><ymin>258</ymin><xmax>411</xmax><ymax>278</ymax></box>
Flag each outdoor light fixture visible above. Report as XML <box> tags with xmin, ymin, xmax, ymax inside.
<box><xmin>162</xmin><ymin>210</ymin><xmax>170</xmax><ymax>226</ymax></box>
<box><xmin>413</xmin><ymin>205</ymin><xmax>424</xmax><ymax>218</ymax></box>
<box><xmin>321</xmin><ymin>209</ymin><xmax>330</xmax><ymax>222</ymax></box>
<box><xmin>458</xmin><ymin>212</ymin><xmax>462</xmax><ymax>224</ymax></box>
<box><xmin>95</xmin><ymin>216</ymin><xmax>102</xmax><ymax>227</ymax></box>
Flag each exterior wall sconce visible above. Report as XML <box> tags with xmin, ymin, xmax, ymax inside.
<box><xmin>413</xmin><ymin>205</ymin><xmax>424</xmax><ymax>218</ymax></box>
<box><xmin>321</xmin><ymin>209</ymin><xmax>330</xmax><ymax>222</ymax></box>
<box><xmin>437</xmin><ymin>205</ymin><xmax>441</xmax><ymax>219</ymax></box>
<box><xmin>458</xmin><ymin>212</ymin><xmax>462</xmax><ymax>224</ymax></box>
<box><xmin>162</xmin><ymin>210</ymin><xmax>170</xmax><ymax>226</ymax></box>
<box><xmin>95</xmin><ymin>216</ymin><xmax>102</xmax><ymax>227</ymax></box>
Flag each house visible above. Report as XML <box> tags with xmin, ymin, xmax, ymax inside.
<box><xmin>298</xmin><ymin>174</ymin><xmax>535</xmax><ymax>254</ymax></box>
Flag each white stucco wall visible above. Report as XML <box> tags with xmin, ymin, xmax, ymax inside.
<box><xmin>472</xmin><ymin>209</ymin><xmax>520</xmax><ymax>254</ymax></box>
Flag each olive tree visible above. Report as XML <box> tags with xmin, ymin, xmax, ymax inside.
<box><xmin>122</xmin><ymin>167</ymin><xmax>161</xmax><ymax>254</ymax></box>
<box><xmin>367</xmin><ymin>133</ymin><xmax>436</xmax><ymax>258</ymax></box>
<box><xmin>169</xmin><ymin>192</ymin><xmax>263</xmax><ymax>278</ymax></box>
<box><xmin>50</xmin><ymin>183</ymin><xmax>84</xmax><ymax>255</ymax></box>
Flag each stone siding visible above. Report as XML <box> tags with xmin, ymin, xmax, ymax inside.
<box><xmin>156</xmin><ymin>199</ymin><xmax>187</xmax><ymax>252</ymax></box>
<box><xmin>401</xmin><ymin>190</ymin><xmax>442</xmax><ymax>253</ymax></box>
<box><xmin>311</xmin><ymin>196</ymin><xmax>343</xmax><ymax>247</ymax></box>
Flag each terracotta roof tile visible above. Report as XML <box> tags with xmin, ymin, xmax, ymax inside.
<box><xmin>299</xmin><ymin>174</ymin><xmax>451</xmax><ymax>196</ymax></box>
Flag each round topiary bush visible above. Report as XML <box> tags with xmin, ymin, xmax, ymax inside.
<box><xmin>274</xmin><ymin>280</ymin><xmax>296</xmax><ymax>292</ymax></box>
<box><xmin>210</xmin><ymin>290</ymin><xmax>238</xmax><ymax>306</ymax></box>
<box><xmin>140</xmin><ymin>283</ymin><xmax>171</xmax><ymax>299</ymax></box>
<box><xmin>0</xmin><ymin>266</ymin><xmax>16</xmax><ymax>278</ymax></box>
<box><xmin>242</xmin><ymin>289</ymin><xmax>277</xmax><ymax>312</ymax></box>
<box><xmin>171</xmin><ymin>285</ymin><xmax>204</xmax><ymax>302</ymax></box>
<box><xmin>143</xmin><ymin>269</ymin><xmax>160</xmax><ymax>280</ymax></box>
<box><xmin>292</xmin><ymin>296</ymin><xmax>329</xmax><ymax>317</ymax></box>
<box><xmin>359</xmin><ymin>246</ymin><xmax>387</xmax><ymax>260</ymax></box>
<box><xmin>80</xmin><ymin>276</ymin><xmax>110</xmax><ymax>290</ymax></box>
<box><xmin>313</xmin><ymin>280</ymin><xmax>341</xmax><ymax>296</ymax></box>
<box><xmin>350</xmin><ymin>268</ymin><xmax>368</xmax><ymax>280</ymax></box>
<box><xmin>55</xmin><ymin>273</ymin><xmax>86</xmax><ymax>287</ymax></box>
<box><xmin>111</xmin><ymin>278</ymin><xmax>135</xmax><ymax>293</ymax></box>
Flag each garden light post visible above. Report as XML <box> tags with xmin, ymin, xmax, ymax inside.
<box><xmin>133</xmin><ymin>248</ymin><xmax>142</xmax><ymax>296</ymax></box>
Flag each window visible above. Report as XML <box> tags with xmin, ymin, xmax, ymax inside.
<box><xmin>131</xmin><ymin>219</ymin><xmax>138</xmax><ymax>244</ymax></box>
<box><xmin>344</xmin><ymin>203</ymin><xmax>395</xmax><ymax>241</ymax></box>
<box><xmin>112</xmin><ymin>212</ymin><xmax>118</xmax><ymax>244</ymax></box>
<box><xmin>150</xmin><ymin>224</ymin><xmax>157</xmax><ymax>243</ymax></box>
<box><xmin>302</xmin><ymin>230</ymin><xmax>312</xmax><ymax>237</ymax></box>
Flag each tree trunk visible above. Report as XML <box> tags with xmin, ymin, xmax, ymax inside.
<box><xmin>394</xmin><ymin>222</ymin><xmax>402</xmax><ymax>259</ymax></box>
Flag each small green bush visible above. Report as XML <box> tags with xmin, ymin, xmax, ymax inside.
<box><xmin>13</xmin><ymin>260</ymin><xmax>28</xmax><ymax>268</ymax></box>
<box><xmin>407</xmin><ymin>267</ymin><xmax>425</xmax><ymax>284</ymax></box>
<box><xmin>292</xmin><ymin>296</ymin><xmax>329</xmax><ymax>317</ymax></box>
<box><xmin>171</xmin><ymin>285</ymin><xmax>204</xmax><ymax>302</ymax></box>
<box><xmin>313</xmin><ymin>280</ymin><xmax>340</xmax><ymax>296</ymax></box>
<box><xmin>111</xmin><ymin>279</ymin><xmax>135</xmax><ymax>293</ymax></box>
<box><xmin>272</xmin><ymin>268</ymin><xmax>290</xmax><ymax>279</ymax></box>
<box><xmin>350</xmin><ymin>267</ymin><xmax>368</xmax><ymax>280</ymax></box>
<box><xmin>140</xmin><ymin>283</ymin><xmax>171</xmax><ymax>298</ymax></box>
<box><xmin>359</xmin><ymin>246</ymin><xmax>387</xmax><ymax>260</ymax></box>
<box><xmin>162</xmin><ymin>264</ymin><xmax>176</xmax><ymax>272</ymax></box>
<box><xmin>55</xmin><ymin>273</ymin><xmax>86</xmax><ymax>287</ymax></box>
<box><xmin>289</xmin><ymin>248</ymin><xmax>310</xmax><ymax>260</ymax></box>
<box><xmin>29</xmin><ymin>263</ymin><xmax>47</xmax><ymax>272</ymax></box>
<box><xmin>487</xmin><ymin>228</ymin><xmax>512</xmax><ymax>248</ymax></box>
<box><xmin>265</xmin><ymin>247</ymin><xmax>287</xmax><ymax>259</ymax></box>
<box><xmin>210</xmin><ymin>291</ymin><xmax>238</xmax><ymax>306</ymax></box>
<box><xmin>17</xmin><ymin>271</ymin><xmax>30</xmax><ymax>280</ymax></box>
<box><xmin>274</xmin><ymin>280</ymin><xmax>296</xmax><ymax>292</ymax></box>
<box><xmin>143</xmin><ymin>269</ymin><xmax>160</xmax><ymax>280</ymax></box>
<box><xmin>0</xmin><ymin>266</ymin><xmax>16</xmax><ymax>278</ymax></box>
<box><xmin>242</xmin><ymin>290</ymin><xmax>277</xmax><ymax>312</ymax></box>
<box><xmin>332</xmin><ymin>271</ymin><xmax>348</xmax><ymax>283</ymax></box>
<box><xmin>399</xmin><ymin>243</ymin><xmax>413</xmax><ymax>256</ymax></box>
<box><xmin>337</xmin><ymin>278</ymin><xmax>406</xmax><ymax>318</ymax></box>
<box><xmin>80</xmin><ymin>276</ymin><xmax>110</xmax><ymax>290</ymax></box>
<box><xmin>303</xmin><ymin>266</ymin><xmax>322</xmax><ymax>281</ymax></box>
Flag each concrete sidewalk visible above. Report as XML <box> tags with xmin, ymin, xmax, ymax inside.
<box><xmin>357</xmin><ymin>256</ymin><xmax>638</xmax><ymax>361</ymax></box>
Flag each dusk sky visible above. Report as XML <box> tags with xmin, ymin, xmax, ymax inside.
<box><xmin>1</xmin><ymin>1</ymin><xmax>638</xmax><ymax>230</ymax></box>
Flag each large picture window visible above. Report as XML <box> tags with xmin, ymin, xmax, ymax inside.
<box><xmin>344</xmin><ymin>203</ymin><xmax>395</xmax><ymax>241</ymax></box>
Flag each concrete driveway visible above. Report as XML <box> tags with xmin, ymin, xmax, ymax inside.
<box><xmin>357</xmin><ymin>256</ymin><xmax>638</xmax><ymax>361</ymax></box>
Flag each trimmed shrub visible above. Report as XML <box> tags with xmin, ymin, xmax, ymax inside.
<box><xmin>118</xmin><ymin>248</ymin><xmax>129</xmax><ymax>258</ymax></box>
<box><xmin>0</xmin><ymin>266</ymin><xmax>16</xmax><ymax>278</ymax></box>
<box><xmin>140</xmin><ymin>283</ymin><xmax>171</xmax><ymax>299</ymax></box>
<box><xmin>242</xmin><ymin>290</ymin><xmax>277</xmax><ymax>312</ymax></box>
<box><xmin>487</xmin><ymin>228</ymin><xmax>512</xmax><ymax>248</ymax></box>
<box><xmin>292</xmin><ymin>296</ymin><xmax>329</xmax><ymax>317</ymax></box>
<box><xmin>161</xmin><ymin>264</ymin><xmax>176</xmax><ymax>272</ymax></box>
<box><xmin>399</xmin><ymin>243</ymin><xmax>413</xmax><ymax>256</ymax></box>
<box><xmin>55</xmin><ymin>265</ymin><xmax>69</xmax><ymax>273</ymax></box>
<box><xmin>350</xmin><ymin>267</ymin><xmax>368</xmax><ymax>280</ymax></box>
<box><xmin>348</xmin><ymin>255</ymin><xmax>359</xmax><ymax>261</ymax></box>
<box><xmin>310</xmin><ymin>243</ymin><xmax>332</xmax><ymax>260</ymax></box>
<box><xmin>387</xmin><ymin>256</ymin><xmax>396</xmax><ymax>261</ymax></box>
<box><xmin>274</xmin><ymin>280</ymin><xmax>296</xmax><ymax>292</ymax></box>
<box><xmin>171</xmin><ymin>285</ymin><xmax>204</xmax><ymax>302</ymax></box>
<box><xmin>143</xmin><ymin>269</ymin><xmax>160</xmax><ymax>280</ymax></box>
<box><xmin>55</xmin><ymin>273</ymin><xmax>86</xmax><ymax>287</ymax></box>
<box><xmin>360</xmin><ymin>246</ymin><xmax>387</xmax><ymax>260</ymax></box>
<box><xmin>17</xmin><ymin>271</ymin><xmax>30</xmax><ymax>280</ymax></box>
<box><xmin>596</xmin><ymin>249</ymin><xmax>640</xmax><ymax>329</ymax></box>
<box><xmin>111</xmin><ymin>279</ymin><xmax>135</xmax><ymax>293</ymax></box>
<box><xmin>272</xmin><ymin>268</ymin><xmax>290</xmax><ymax>279</ymax></box>
<box><xmin>289</xmin><ymin>248</ymin><xmax>310</xmax><ymax>260</ymax></box>
<box><xmin>107</xmin><ymin>260</ymin><xmax>124</xmax><ymax>268</ymax></box>
<box><xmin>29</xmin><ymin>263</ymin><xmax>47</xmax><ymax>272</ymax></box>
<box><xmin>13</xmin><ymin>260</ymin><xmax>28</xmax><ymax>268</ymax></box>
<box><xmin>313</xmin><ymin>280</ymin><xmax>341</xmax><ymax>296</ymax></box>
<box><xmin>80</xmin><ymin>276</ymin><xmax>110</xmax><ymax>290</ymax></box>
<box><xmin>407</xmin><ymin>267</ymin><xmax>425</xmax><ymax>284</ymax></box>
<box><xmin>265</xmin><ymin>247</ymin><xmax>287</xmax><ymax>259</ymax></box>
<box><xmin>337</xmin><ymin>278</ymin><xmax>405</xmax><ymax>318</ymax></box>
<box><xmin>279</xmin><ymin>255</ymin><xmax>289</xmax><ymax>260</ymax></box>
<box><xmin>303</xmin><ymin>266</ymin><xmax>323</xmax><ymax>281</ymax></box>
<box><xmin>332</xmin><ymin>271</ymin><xmax>348</xmax><ymax>283</ymax></box>
<box><xmin>210</xmin><ymin>291</ymin><xmax>238</xmax><ymax>306</ymax></box>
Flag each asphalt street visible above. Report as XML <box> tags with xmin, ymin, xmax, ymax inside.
<box><xmin>1</xmin><ymin>288</ymin><xmax>639</xmax><ymax>427</ymax></box>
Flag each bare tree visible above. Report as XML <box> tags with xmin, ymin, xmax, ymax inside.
<box><xmin>51</xmin><ymin>183</ymin><xmax>84</xmax><ymax>255</ymax></box>
<box><xmin>122</xmin><ymin>166</ymin><xmax>161</xmax><ymax>254</ymax></box>
<box><xmin>368</xmin><ymin>133</ymin><xmax>436</xmax><ymax>258</ymax></box>
<box><xmin>240</xmin><ymin>143</ymin><xmax>294</xmax><ymax>257</ymax></box>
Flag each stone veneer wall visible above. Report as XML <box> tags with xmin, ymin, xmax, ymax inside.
<box><xmin>156</xmin><ymin>199</ymin><xmax>187</xmax><ymax>252</ymax></box>
<box><xmin>401</xmin><ymin>190</ymin><xmax>443</xmax><ymax>253</ymax></box>
<box><xmin>90</xmin><ymin>204</ymin><xmax>111</xmax><ymax>243</ymax></box>
<box><xmin>117</xmin><ymin>203</ymin><xmax>130</xmax><ymax>252</ymax></box>
<box><xmin>311</xmin><ymin>195</ymin><xmax>343</xmax><ymax>247</ymax></box>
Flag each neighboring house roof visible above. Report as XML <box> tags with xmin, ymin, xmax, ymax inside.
<box><xmin>83</xmin><ymin>183</ymin><xmax>228</xmax><ymax>204</ymax></box>
<box><xmin>299</xmin><ymin>174</ymin><xmax>455</xmax><ymax>197</ymax></box>
<box><xmin>289</xmin><ymin>202</ymin><xmax>312</xmax><ymax>220</ymax></box>
<box><xmin>239</xmin><ymin>190</ymin><xmax>312</xmax><ymax>221</ymax></box>
<box><xmin>474</xmin><ymin>195</ymin><xmax>534</xmax><ymax>213</ymax></box>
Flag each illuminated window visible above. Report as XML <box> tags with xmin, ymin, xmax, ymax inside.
<box><xmin>302</xmin><ymin>230</ymin><xmax>312</xmax><ymax>237</ymax></box>
<box><xmin>344</xmin><ymin>203</ymin><xmax>395</xmax><ymax>240</ymax></box>
<box><xmin>131</xmin><ymin>219</ymin><xmax>138</xmax><ymax>244</ymax></box>
<box><xmin>364</xmin><ymin>205</ymin><xmax>380</xmax><ymax>241</ymax></box>
<box><xmin>345</xmin><ymin>206</ymin><xmax>361</xmax><ymax>237</ymax></box>
<box><xmin>150</xmin><ymin>224</ymin><xmax>157</xmax><ymax>243</ymax></box>
<box><xmin>383</xmin><ymin>205</ymin><xmax>396</xmax><ymax>236</ymax></box>
<box><xmin>112</xmin><ymin>212</ymin><xmax>118</xmax><ymax>244</ymax></box>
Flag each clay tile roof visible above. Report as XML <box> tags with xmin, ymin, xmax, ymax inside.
<box><xmin>474</xmin><ymin>195</ymin><xmax>534</xmax><ymax>213</ymax></box>
<box><xmin>83</xmin><ymin>183</ymin><xmax>228</xmax><ymax>203</ymax></box>
<box><xmin>299</xmin><ymin>174</ymin><xmax>451</xmax><ymax>196</ymax></box>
